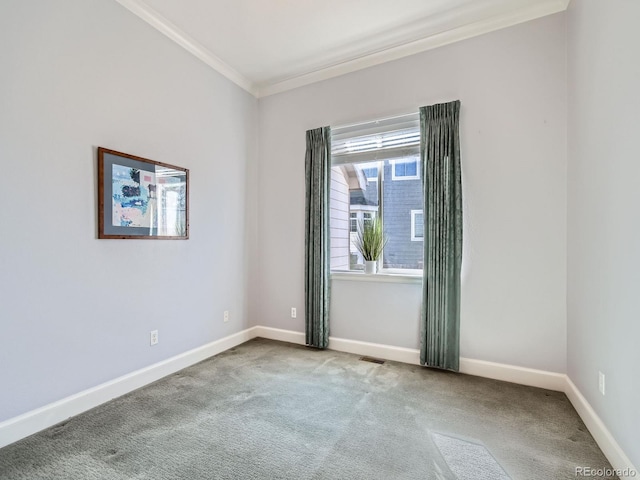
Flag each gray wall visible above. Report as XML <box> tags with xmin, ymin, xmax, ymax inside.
<box><xmin>257</xmin><ymin>13</ymin><xmax>567</xmax><ymax>373</ymax></box>
<box><xmin>567</xmin><ymin>0</ymin><xmax>640</xmax><ymax>467</ymax></box>
<box><xmin>0</xmin><ymin>0</ymin><xmax>257</xmax><ymax>422</ymax></box>
<box><xmin>381</xmin><ymin>162</ymin><xmax>423</xmax><ymax>269</ymax></box>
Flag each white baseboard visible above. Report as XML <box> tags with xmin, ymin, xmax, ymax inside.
<box><xmin>254</xmin><ymin>327</ymin><xmax>564</xmax><ymax>390</ymax></box>
<box><xmin>459</xmin><ymin>357</ymin><xmax>567</xmax><ymax>391</ymax></box>
<box><xmin>564</xmin><ymin>378</ymin><xmax>638</xmax><ymax>479</ymax></box>
<box><xmin>328</xmin><ymin>337</ymin><xmax>422</xmax><ymax>365</ymax></box>
<box><xmin>253</xmin><ymin>326</ymin><xmax>423</xmax><ymax>365</ymax></box>
<box><xmin>252</xmin><ymin>326</ymin><xmax>305</xmax><ymax>345</ymax></box>
<box><xmin>0</xmin><ymin>326</ymin><xmax>258</xmax><ymax>449</ymax></box>
<box><xmin>1</xmin><ymin>325</ymin><xmax>636</xmax><ymax>479</ymax></box>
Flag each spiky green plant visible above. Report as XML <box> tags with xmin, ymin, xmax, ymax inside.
<box><xmin>353</xmin><ymin>216</ymin><xmax>388</xmax><ymax>261</ymax></box>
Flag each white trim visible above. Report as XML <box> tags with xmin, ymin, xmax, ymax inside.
<box><xmin>329</xmin><ymin>337</ymin><xmax>421</xmax><ymax>365</ymax></box>
<box><xmin>458</xmin><ymin>357</ymin><xmax>566</xmax><ymax>391</ymax></box>
<box><xmin>256</xmin><ymin>326</ymin><xmax>566</xmax><ymax>392</ymax></box>
<box><xmin>331</xmin><ymin>271</ymin><xmax>422</xmax><ymax>284</ymax></box>
<box><xmin>349</xmin><ymin>211</ymin><xmax>358</xmax><ymax>233</ymax></box>
<box><xmin>254</xmin><ymin>327</ymin><xmax>421</xmax><ymax>364</ymax></box>
<box><xmin>564</xmin><ymin>378</ymin><xmax>638</xmax><ymax>479</ymax></box>
<box><xmin>0</xmin><ymin>327</ymin><xmax>258</xmax><ymax>449</ymax></box>
<box><xmin>411</xmin><ymin>209</ymin><xmax>424</xmax><ymax>242</ymax></box>
<box><xmin>253</xmin><ymin>326</ymin><xmax>306</xmax><ymax>346</ymax></box>
<box><xmin>349</xmin><ymin>205</ymin><xmax>378</xmax><ymax>213</ymax></box>
<box><xmin>255</xmin><ymin>327</ymin><xmax>564</xmax><ymax>389</ymax></box>
<box><xmin>2</xmin><ymin>323</ymin><xmax>636</xmax><ymax>479</ymax></box>
<box><xmin>256</xmin><ymin>0</ymin><xmax>570</xmax><ymax>97</ymax></box>
<box><xmin>113</xmin><ymin>0</ymin><xmax>256</xmax><ymax>96</ymax></box>
<box><xmin>114</xmin><ymin>0</ymin><xmax>569</xmax><ymax>99</ymax></box>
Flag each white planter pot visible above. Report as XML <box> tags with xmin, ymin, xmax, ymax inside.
<box><xmin>364</xmin><ymin>260</ymin><xmax>378</xmax><ymax>274</ymax></box>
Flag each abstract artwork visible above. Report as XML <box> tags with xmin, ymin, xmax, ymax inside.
<box><xmin>111</xmin><ymin>164</ymin><xmax>155</xmax><ymax>228</ymax></box>
<box><xmin>98</xmin><ymin>148</ymin><xmax>189</xmax><ymax>239</ymax></box>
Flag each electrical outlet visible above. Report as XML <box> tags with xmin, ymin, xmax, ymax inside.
<box><xmin>291</xmin><ymin>307</ymin><xmax>297</xmax><ymax>318</ymax></box>
<box><xmin>598</xmin><ymin>371</ymin><xmax>605</xmax><ymax>395</ymax></box>
<box><xmin>224</xmin><ymin>310</ymin><xmax>229</xmax><ymax>323</ymax></box>
<box><xmin>150</xmin><ymin>330</ymin><xmax>158</xmax><ymax>346</ymax></box>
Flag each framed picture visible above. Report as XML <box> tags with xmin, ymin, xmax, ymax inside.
<box><xmin>98</xmin><ymin>147</ymin><xmax>189</xmax><ymax>239</ymax></box>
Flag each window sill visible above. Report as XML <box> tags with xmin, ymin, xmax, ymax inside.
<box><xmin>331</xmin><ymin>271</ymin><xmax>422</xmax><ymax>284</ymax></box>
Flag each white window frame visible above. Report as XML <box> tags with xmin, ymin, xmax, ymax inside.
<box><xmin>362</xmin><ymin>211</ymin><xmax>374</xmax><ymax>229</ymax></box>
<box><xmin>349</xmin><ymin>212</ymin><xmax>358</xmax><ymax>233</ymax></box>
<box><xmin>391</xmin><ymin>158</ymin><xmax>420</xmax><ymax>181</ymax></box>
<box><xmin>411</xmin><ymin>209</ymin><xmax>424</xmax><ymax>242</ymax></box>
<box><xmin>331</xmin><ymin>112</ymin><xmax>423</xmax><ymax>277</ymax></box>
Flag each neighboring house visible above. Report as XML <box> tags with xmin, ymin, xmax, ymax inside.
<box><xmin>330</xmin><ymin>156</ymin><xmax>424</xmax><ymax>271</ymax></box>
<box><xmin>380</xmin><ymin>157</ymin><xmax>424</xmax><ymax>270</ymax></box>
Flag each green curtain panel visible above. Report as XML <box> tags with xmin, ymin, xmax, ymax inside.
<box><xmin>420</xmin><ymin>101</ymin><xmax>463</xmax><ymax>371</ymax></box>
<box><xmin>305</xmin><ymin>127</ymin><xmax>331</xmax><ymax>349</ymax></box>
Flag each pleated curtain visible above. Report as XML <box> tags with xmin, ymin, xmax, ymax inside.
<box><xmin>420</xmin><ymin>101</ymin><xmax>463</xmax><ymax>371</ymax></box>
<box><xmin>305</xmin><ymin>127</ymin><xmax>331</xmax><ymax>348</ymax></box>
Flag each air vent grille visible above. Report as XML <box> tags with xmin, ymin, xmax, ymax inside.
<box><xmin>360</xmin><ymin>356</ymin><xmax>385</xmax><ymax>365</ymax></box>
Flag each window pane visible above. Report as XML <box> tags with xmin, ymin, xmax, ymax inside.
<box><xmin>394</xmin><ymin>158</ymin><xmax>419</xmax><ymax>178</ymax></box>
<box><xmin>415</xmin><ymin>212</ymin><xmax>424</xmax><ymax>238</ymax></box>
<box><xmin>363</xmin><ymin>212</ymin><xmax>373</xmax><ymax>229</ymax></box>
<box><xmin>329</xmin><ymin>166</ymin><xmax>353</xmax><ymax>270</ymax></box>
<box><xmin>362</xmin><ymin>167</ymin><xmax>378</xmax><ymax>180</ymax></box>
<box><xmin>330</xmin><ymin>150</ymin><xmax>423</xmax><ymax>272</ymax></box>
<box><xmin>330</xmin><ymin>162</ymin><xmax>380</xmax><ymax>271</ymax></box>
<box><xmin>382</xmin><ymin>157</ymin><xmax>424</xmax><ymax>269</ymax></box>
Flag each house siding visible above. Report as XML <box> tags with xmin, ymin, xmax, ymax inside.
<box><xmin>382</xmin><ymin>161</ymin><xmax>424</xmax><ymax>269</ymax></box>
<box><xmin>330</xmin><ymin>167</ymin><xmax>350</xmax><ymax>270</ymax></box>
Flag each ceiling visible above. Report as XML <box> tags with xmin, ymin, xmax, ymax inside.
<box><xmin>115</xmin><ymin>0</ymin><xmax>569</xmax><ymax>97</ymax></box>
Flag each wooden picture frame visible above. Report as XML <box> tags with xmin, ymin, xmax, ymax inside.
<box><xmin>98</xmin><ymin>147</ymin><xmax>189</xmax><ymax>239</ymax></box>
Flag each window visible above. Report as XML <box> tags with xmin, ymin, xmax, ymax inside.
<box><xmin>361</xmin><ymin>164</ymin><xmax>379</xmax><ymax>181</ymax></box>
<box><xmin>411</xmin><ymin>210</ymin><xmax>424</xmax><ymax>241</ymax></box>
<box><xmin>363</xmin><ymin>212</ymin><xmax>373</xmax><ymax>229</ymax></box>
<box><xmin>330</xmin><ymin>113</ymin><xmax>423</xmax><ymax>274</ymax></box>
<box><xmin>391</xmin><ymin>158</ymin><xmax>420</xmax><ymax>180</ymax></box>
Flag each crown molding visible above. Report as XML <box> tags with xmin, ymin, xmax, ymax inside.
<box><xmin>114</xmin><ymin>0</ymin><xmax>257</xmax><ymax>96</ymax></box>
<box><xmin>256</xmin><ymin>0</ymin><xmax>570</xmax><ymax>97</ymax></box>
<box><xmin>114</xmin><ymin>0</ymin><xmax>569</xmax><ymax>99</ymax></box>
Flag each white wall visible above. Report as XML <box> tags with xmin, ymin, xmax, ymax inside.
<box><xmin>0</xmin><ymin>0</ymin><xmax>257</xmax><ymax>422</ymax></box>
<box><xmin>257</xmin><ymin>13</ymin><xmax>567</xmax><ymax>373</ymax></box>
<box><xmin>567</xmin><ymin>0</ymin><xmax>640</xmax><ymax>468</ymax></box>
<box><xmin>330</xmin><ymin>278</ymin><xmax>422</xmax><ymax>349</ymax></box>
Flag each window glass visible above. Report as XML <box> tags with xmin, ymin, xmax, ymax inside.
<box><xmin>330</xmin><ymin>156</ymin><xmax>423</xmax><ymax>273</ymax></box>
<box><xmin>362</xmin><ymin>167</ymin><xmax>378</xmax><ymax>181</ymax></box>
<box><xmin>330</xmin><ymin>113</ymin><xmax>423</xmax><ymax>273</ymax></box>
<box><xmin>411</xmin><ymin>210</ymin><xmax>424</xmax><ymax>241</ymax></box>
<box><xmin>392</xmin><ymin>158</ymin><xmax>420</xmax><ymax>180</ymax></box>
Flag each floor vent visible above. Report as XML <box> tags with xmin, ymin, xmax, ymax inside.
<box><xmin>360</xmin><ymin>356</ymin><xmax>385</xmax><ymax>365</ymax></box>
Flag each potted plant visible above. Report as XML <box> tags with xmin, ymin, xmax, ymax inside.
<box><xmin>353</xmin><ymin>216</ymin><xmax>387</xmax><ymax>274</ymax></box>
